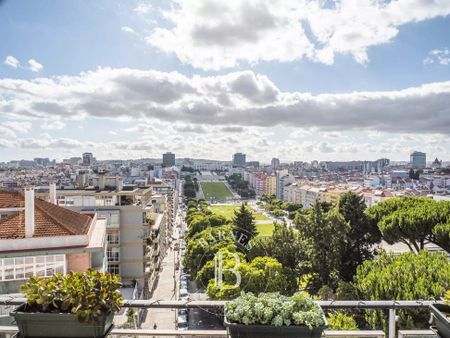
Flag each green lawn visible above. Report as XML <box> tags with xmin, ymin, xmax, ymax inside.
<box><xmin>200</xmin><ymin>182</ymin><xmax>234</xmax><ymax>201</ymax></box>
<box><xmin>256</xmin><ymin>223</ymin><xmax>275</xmax><ymax>237</ymax></box>
<box><xmin>210</xmin><ymin>205</ymin><xmax>270</xmax><ymax>221</ymax></box>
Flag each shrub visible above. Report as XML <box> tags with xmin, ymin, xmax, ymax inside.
<box><xmin>328</xmin><ymin>311</ymin><xmax>358</xmax><ymax>330</ymax></box>
<box><xmin>225</xmin><ymin>292</ymin><xmax>325</xmax><ymax>328</ymax></box>
<box><xmin>20</xmin><ymin>270</ymin><xmax>123</xmax><ymax>323</ymax></box>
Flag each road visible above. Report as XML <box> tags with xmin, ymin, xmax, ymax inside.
<box><xmin>141</xmin><ymin>218</ymin><xmax>180</xmax><ymax>333</ymax></box>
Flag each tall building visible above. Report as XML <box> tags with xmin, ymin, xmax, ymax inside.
<box><xmin>162</xmin><ymin>152</ymin><xmax>175</xmax><ymax>167</ymax></box>
<box><xmin>271</xmin><ymin>158</ymin><xmax>280</xmax><ymax>170</ymax></box>
<box><xmin>82</xmin><ymin>152</ymin><xmax>94</xmax><ymax>166</ymax></box>
<box><xmin>36</xmin><ymin>184</ymin><xmax>171</xmax><ymax>295</ymax></box>
<box><xmin>232</xmin><ymin>153</ymin><xmax>246</xmax><ymax>166</ymax></box>
<box><xmin>410</xmin><ymin>151</ymin><xmax>426</xmax><ymax>169</ymax></box>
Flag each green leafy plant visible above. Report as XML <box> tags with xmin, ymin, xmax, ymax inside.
<box><xmin>20</xmin><ymin>269</ymin><xmax>123</xmax><ymax>323</ymax></box>
<box><xmin>225</xmin><ymin>292</ymin><xmax>325</xmax><ymax>329</ymax></box>
<box><xmin>444</xmin><ymin>290</ymin><xmax>450</xmax><ymax>305</ymax></box>
<box><xmin>327</xmin><ymin>311</ymin><xmax>358</xmax><ymax>330</ymax></box>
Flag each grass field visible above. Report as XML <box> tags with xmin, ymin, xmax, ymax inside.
<box><xmin>210</xmin><ymin>204</ymin><xmax>273</xmax><ymax>237</ymax></box>
<box><xmin>210</xmin><ymin>205</ymin><xmax>271</xmax><ymax>221</ymax></box>
<box><xmin>256</xmin><ymin>223</ymin><xmax>275</xmax><ymax>237</ymax></box>
<box><xmin>200</xmin><ymin>182</ymin><xmax>234</xmax><ymax>201</ymax></box>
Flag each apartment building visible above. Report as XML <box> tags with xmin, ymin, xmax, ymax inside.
<box><xmin>36</xmin><ymin>183</ymin><xmax>169</xmax><ymax>295</ymax></box>
<box><xmin>0</xmin><ymin>188</ymin><xmax>106</xmax><ymax>294</ymax></box>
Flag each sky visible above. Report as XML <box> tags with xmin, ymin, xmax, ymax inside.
<box><xmin>1</xmin><ymin>0</ymin><xmax>450</xmax><ymax>163</ymax></box>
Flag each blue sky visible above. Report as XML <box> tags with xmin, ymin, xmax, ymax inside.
<box><xmin>1</xmin><ymin>0</ymin><xmax>450</xmax><ymax>162</ymax></box>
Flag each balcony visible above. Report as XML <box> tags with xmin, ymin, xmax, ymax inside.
<box><xmin>0</xmin><ymin>298</ymin><xmax>442</xmax><ymax>338</ymax></box>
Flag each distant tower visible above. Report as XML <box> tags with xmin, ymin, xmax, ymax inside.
<box><xmin>163</xmin><ymin>152</ymin><xmax>176</xmax><ymax>167</ymax></box>
<box><xmin>82</xmin><ymin>152</ymin><xmax>94</xmax><ymax>166</ymax></box>
<box><xmin>271</xmin><ymin>158</ymin><xmax>280</xmax><ymax>170</ymax></box>
<box><xmin>410</xmin><ymin>151</ymin><xmax>426</xmax><ymax>169</ymax></box>
<box><xmin>232</xmin><ymin>153</ymin><xmax>246</xmax><ymax>167</ymax></box>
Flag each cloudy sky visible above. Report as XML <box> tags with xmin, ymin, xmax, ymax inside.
<box><xmin>1</xmin><ymin>0</ymin><xmax>450</xmax><ymax>163</ymax></box>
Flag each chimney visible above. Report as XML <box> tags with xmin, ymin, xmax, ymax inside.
<box><xmin>49</xmin><ymin>181</ymin><xmax>57</xmax><ymax>205</ymax></box>
<box><xmin>98</xmin><ymin>172</ymin><xmax>105</xmax><ymax>190</ymax></box>
<box><xmin>24</xmin><ymin>187</ymin><xmax>35</xmax><ymax>238</ymax></box>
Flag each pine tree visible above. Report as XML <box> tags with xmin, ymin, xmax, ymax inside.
<box><xmin>233</xmin><ymin>203</ymin><xmax>257</xmax><ymax>247</ymax></box>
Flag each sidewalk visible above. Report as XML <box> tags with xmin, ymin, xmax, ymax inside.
<box><xmin>141</xmin><ymin>229</ymin><xmax>179</xmax><ymax>332</ymax></box>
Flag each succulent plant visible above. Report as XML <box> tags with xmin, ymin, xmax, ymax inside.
<box><xmin>20</xmin><ymin>269</ymin><xmax>123</xmax><ymax>323</ymax></box>
<box><xmin>225</xmin><ymin>292</ymin><xmax>325</xmax><ymax>329</ymax></box>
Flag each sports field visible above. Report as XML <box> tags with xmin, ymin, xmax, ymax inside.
<box><xmin>200</xmin><ymin>181</ymin><xmax>234</xmax><ymax>201</ymax></box>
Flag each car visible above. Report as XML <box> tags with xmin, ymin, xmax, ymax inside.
<box><xmin>178</xmin><ymin>309</ymin><xmax>188</xmax><ymax>316</ymax></box>
<box><xmin>180</xmin><ymin>275</ymin><xmax>188</xmax><ymax>282</ymax></box>
<box><xmin>177</xmin><ymin>314</ymin><xmax>188</xmax><ymax>330</ymax></box>
<box><xmin>180</xmin><ymin>280</ymin><xmax>188</xmax><ymax>289</ymax></box>
<box><xmin>179</xmin><ymin>288</ymin><xmax>188</xmax><ymax>298</ymax></box>
<box><xmin>180</xmin><ymin>295</ymin><xmax>190</xmax><ymax>302</ymax></box>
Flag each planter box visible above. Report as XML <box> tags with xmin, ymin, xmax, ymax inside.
<box><xmin>11</xmin><ymin>304</ymin><xmax>113</xmax><ymax>338</ymax></box>
<box><xmin>430</xmin><ymin>303</ymin><xmax>450</xmax><ymax>338</ymax></box>
<box><xmin>224</xmin><ymin>316</ymin><xmax>327</xmax><ymax>338</ymax></box>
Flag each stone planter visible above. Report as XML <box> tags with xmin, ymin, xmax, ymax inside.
<box><xmin>11</xmin><ymin>304</ymin><xmax>114</xmax><ymax>338</ymax></box>
<box><xmin>430</xmin><ymin>303</ymin><xmax>450</xmax><ymax>338</ymax></box>
<box><xmin>224</xmin><ymin>316</ymin><xmax>327</xmax><ymax>338</ymax></box>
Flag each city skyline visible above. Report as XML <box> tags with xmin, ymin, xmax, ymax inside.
<box><xmin>1</xmin><ymin>1</ymin><xmax>450</xmax><ymax>162</ymax></box>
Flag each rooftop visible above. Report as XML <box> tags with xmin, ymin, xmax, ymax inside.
<box><xmin>0</xmin><ymin>191</ymin><xmax>92</xmax><ymax>239</ymax></box>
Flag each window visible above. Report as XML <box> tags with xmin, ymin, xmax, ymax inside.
<box><xmin>108</xmin><ymin>263</ymin><xmax>119</xmax><ymax>275</ymax></box>
<box><xmin>107</xmin><ymin>248</ymin><xmax>120</xmax><ymax>262</ymax></box>
<box><xmin>0</xmin><ymin>255</ymin><xmax>66</xmax><ymax>281</ymax></box>
<box><xmin>107</xmin><ymin>231</ymin><xmax>120</xmax><ymax>245</ymax></box>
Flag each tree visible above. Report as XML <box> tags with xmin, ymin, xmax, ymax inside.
<box><xmin>352</xmin><ymin>250</ymin><xmax>450</xmax><ymax>329</ymax></box>
<box><xmin>206</xmin><ymin>256</ymin><xmax>293</xmax><ymax>299</ymax></box>
<box><xmin>249</xmin><ymin>222</ymin><xmax>305</xmax><ymax>273</ymax></box>
<box><xmin>338</xmin><ymin>192</ymin><xmax>381</xmax><ymax>281</ymax></box>
<box><xmin>183</xmin><ymin>225</ymin><xmax>236</xmax><ymax>277</ymax></box>
<box><xmin>233</xmin><ymin>203</ymin><xmax>257</xmax><ymax>247</ymax></box>
<box><xmin>296</xmin><ymin>202</ymin><xmax>350</xmax><ymax>292</ymax></box>
<box><xmin>366</xmin><ymin>197</ymin><xmax>450</xmax><ymax>252</ymax></box>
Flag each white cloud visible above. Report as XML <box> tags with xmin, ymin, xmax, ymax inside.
<box><xmin>1</xmin><ymin>68</ymin><xmax>450</xmax><ymax>135</ymax></box>
<box><xmin>4</xmin><ymin>56</ymin><xmax>20</xmax><ymax>68</ymax></box>
<box><xmin>424</xmin><ymin>48</ymin><xmax>450</xmax><ymax>65</ymax></box>
<box><xmin>40</xmin><ymin>121</ymin><xmax>66</xmax><ymax>130</ymax></box>
<box><xmin>121</xmin><ymin>26</ymin><xmax>136</xmax><ymax>34</ymax></box>
<box><xmin>146</xmin><ymin>0</ymin><xmax>450</xmax><ymax>70</ymax></box>
<box><xmin>1</xmin><ymin>121</ymin><xmax>32</xmax><ymax>133</ymax></box>
<box><xmin>28</xmin><ymin>59</ymin><xmax>43</xmax><ymax>72</ymax></box>
<box><xmin>134</xmin><ymin>3</ymin><xmax>153</xmax><ymax>14</ymax></box>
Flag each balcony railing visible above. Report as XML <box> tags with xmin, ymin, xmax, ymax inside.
<box><xmin>0</xmin><ymin>298</ymin><xmax>442</xmax><ymax>338</ymax></box>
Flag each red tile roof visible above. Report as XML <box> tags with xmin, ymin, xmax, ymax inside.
<box><xmin>0</xmin><ymin>192</ymin><xmax>92</xmax><ymax>239</ymax></box>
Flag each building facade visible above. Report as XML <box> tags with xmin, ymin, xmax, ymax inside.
<box><xmin>162</xmin><ymin>152</ymin><xmax>176</xmax><ymax>167</ymax></box>
<box><xmin>410</xmin><ymin>151</ymin><xmax>426</xmax><ymax>169</ymax></box>
<box><xmin>232</xmin><ymin>153</ymin><xmax>246</xmax><ymax>167</ymax></box>
<box><xmin>0</xmin><ymin>189</ymin><xmax>106</xmax><ymax>294</ymax></box>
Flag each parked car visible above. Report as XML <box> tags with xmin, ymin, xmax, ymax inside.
<box><xmin>179</xmin><ymin>288</ymin><xmax>188</xmax><ymax>298</ymax></box>
<box><xmin>177</xmin><ymin>313</ymin><xmax>188</xmax><ymax>330</ymax></box>
<box><xmin>180</xmin><ymin>280</ymin><xmax>188</xmax><ymax>289</ymax></box>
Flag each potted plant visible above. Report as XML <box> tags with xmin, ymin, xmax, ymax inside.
<box><xmin>224</xmin><ymin>292</ymin><xmax>327</xmax><ymax>338</ymax></box>
<box><xmin>12</xmin><ymin>269</ymin><xmax>123</xmax><ymax>338</ymax></box>
<box><xmin>430</xmin><ymin>290</ymin><xmax>450</xmax><ymax>338</ymax></box>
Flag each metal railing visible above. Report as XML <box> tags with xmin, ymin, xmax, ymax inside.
<box><xmin>0</xmin><ymin>297</ymin><xmax>441</xmax><ymax>338</ymax></box>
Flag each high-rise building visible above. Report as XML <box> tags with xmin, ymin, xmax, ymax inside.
<box><xmin>410</xmin><ymin>151</ymin><xmax>426</xmax><ymax>169</ymax></box>
<box><xmin>271</xmin><ymin>158</ymin><xmax>280</xmax><ymax>170</ymax></box>
<box><xmin>162</xmin><ymin>152</ymin><xmax>175</xmax><ymax>167</ymax></box>
<box><xmin>232</xmin><ymin>153</ymin><xmax>246</xmax><ymax>166</ymax></box>
<box><xmin>82</xmin><ymin>152</ymin><xmax>94</xmax><ymax>166</ymax></box>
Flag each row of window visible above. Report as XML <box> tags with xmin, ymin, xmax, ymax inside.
<box><xmin>0</xmin><ymin>255</ymin><xmax>66</xmax><ymax>281</ymax></box>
